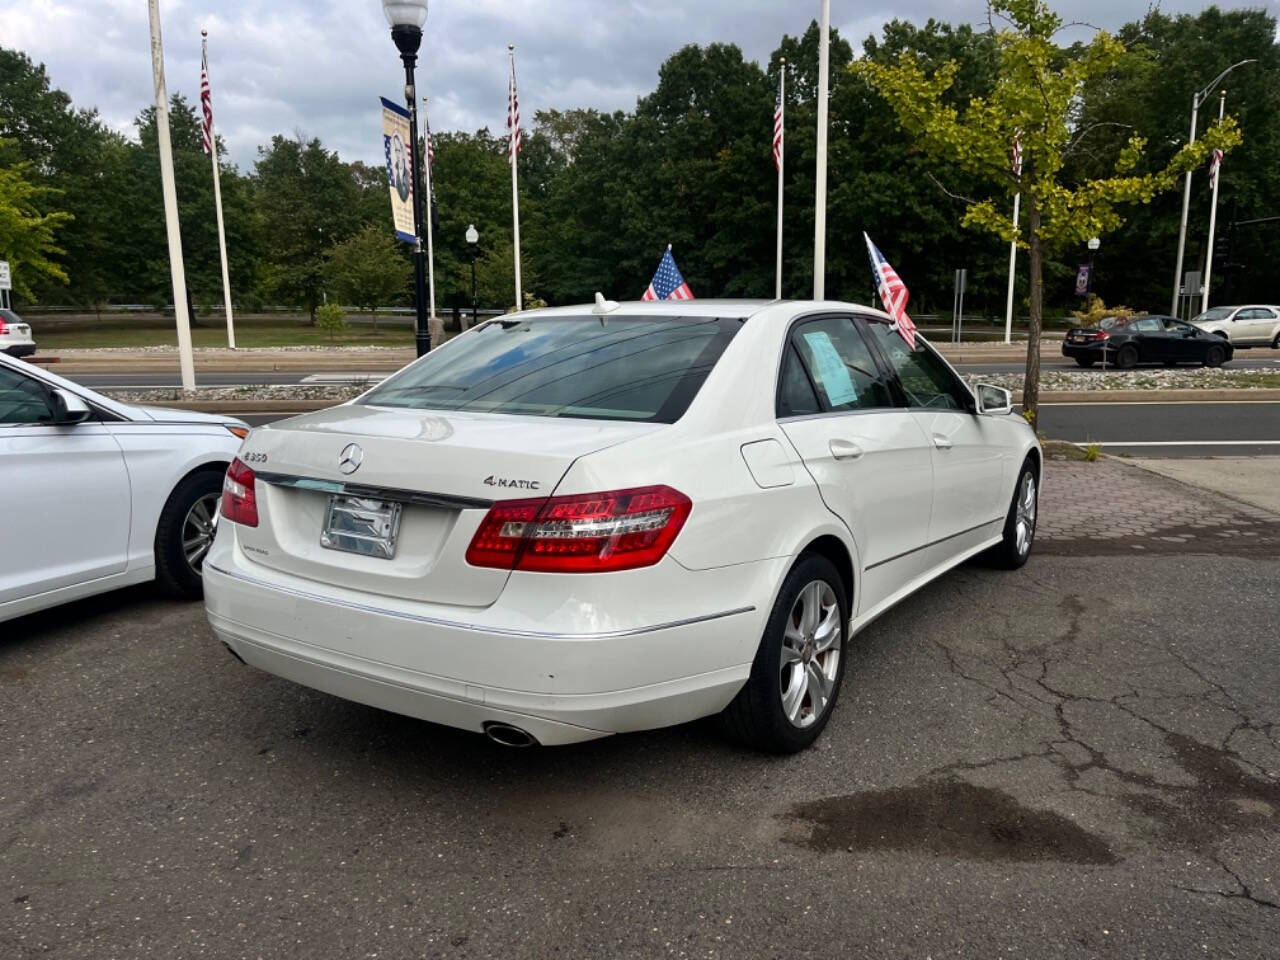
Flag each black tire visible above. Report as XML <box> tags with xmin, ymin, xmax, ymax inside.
<box><xmin>1074</xmin><ymin>357</ymin><xmax>1095</xmax><ymax>368</ymax></box>
<box><xmin>1115</xmin><ymin>344</ymin><xmax>1139</xmax><ymax>369</ymax></box>
<box><xmin>1203</xmin><ymin>344</ymin><xmax>1226</xmax><ymax>368</ymax></box>
<box><xmin>988</xmin><ymin>458</ymin><xmax>1038</xmax><ymax>570</ymax></box>
<box><xmin>155</xmin><ymin>469</ymin><xmax>225</xmax><ymax>599</ymax></box>
<box><xmin>1271</xmin><ymin>333</ymin><xmax>1279</xmax><ymax>350</ymax></box>
<box><xmin>720</xmin><ymin>554</ymin><xmax>849</xmax><ymax>753</ymax></box>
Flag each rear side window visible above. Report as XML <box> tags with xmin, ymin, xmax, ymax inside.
<box><xmin>777</xmin><ymin>345</ymin><xmax>821</xmax><ymax>417</ymax></box>
<box><xmin>360</xmin><ymin>315</ymin><xmax>739</xmax><ymax>423</ymax></box>
<box><xmin>789</xmin><ymin>317</ymin><xmax>894</xmax><ymax>412</ymax></box>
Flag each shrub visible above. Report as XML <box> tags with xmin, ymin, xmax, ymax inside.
<box><xmin>315</xmin><ymin>302</ymin><xmax>347</xmax><ymax>341</ymax></box>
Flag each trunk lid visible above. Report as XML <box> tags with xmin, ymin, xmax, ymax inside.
<box><xmin>235</xmin><ymin>404</ymin><xmax>663</xmax><ymax>606</ymax></box>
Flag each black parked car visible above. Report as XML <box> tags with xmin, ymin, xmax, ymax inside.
<box><xmin>1062</xmin><ymin>314</ymin><xmax>1232</xmax><ymax>369</ymax></box>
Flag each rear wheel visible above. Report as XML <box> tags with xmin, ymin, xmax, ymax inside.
<box><xmin>155</xmin><ymin>469</ymin><xmax>224</xmax><ymax>599</ymax></box>
<box><xmin>1115</xmin><ymin>345</ymin><xmax>1139</xmax><ymax>369</ymax></box>
<box><xmin>720</xmin><ymin>554</ymin><xmax>848</xmax><ymax>753</ymax></box>
<box><xmin>1074</xmin><ymin>357</ymin><xmax>1095</xmax><ymax>368</ymax></box>
<box><xmin>988</xmin><ymin>459</ymin><xmax>1038</xmax><ymax>570</ymax></box>
<box><xmin>1203</xmin><ymin>344</ymin><xmax>1226</xmax><ymax>368</ymax></box>
<box><xmin>1271</xmin><ymin>332</ymin><xmax>1279</xmax><ymax>350</ymax></box>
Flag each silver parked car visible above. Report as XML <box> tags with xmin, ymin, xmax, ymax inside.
<box><xmin>1190</xmin><ymin>305</ymin><xmax>1280</xmax><ymax>349</ymax></box>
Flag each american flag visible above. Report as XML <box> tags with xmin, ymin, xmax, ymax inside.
<box><xmin>864</xmin><ymin>233</ymin><xmax>918</xmax><ymax>349</ymax></box>
<box><xmin>1011</xmin><ymin>134</ymin><xmax>1022</xmax><ymax>177</ymax></box>
<box><xmin>1209</xmin><ymin>148</ymin><xmax>1223</xmax><ymax>188</ymax></box>
<box><xmin>642</xmin><ymin>247</ymin><xmax>694</xmax><ymax>301</ymax></box>
<box><xmin>772</xmin><ymin>78</ymin><xmax>784</xmax><ymax>172</ymax></box>
<box><xmin>200</xmin><ymin>45</ymin><xmax>213</xmax><ymax>155</ymax></box>
<box><xmin>424</xmin><ymin>110</ymin><xmax>435</xmax><ymax>170</ymax></box>
<box><xmin>507</xmin><ymin>51</ymin><xmax>522</xmax><ymax>164</ymax></box>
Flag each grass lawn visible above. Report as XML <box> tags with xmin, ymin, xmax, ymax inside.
<box><xmin>30</xmin><ymin>315</ymin><xmax>417</xmax><ymax>350</ymax></box>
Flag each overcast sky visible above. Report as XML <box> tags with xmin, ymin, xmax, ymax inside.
<box><xmin>1</xmin><ymin>0</ymin><xmax>1270</xmax><ymax>170</ymax></box>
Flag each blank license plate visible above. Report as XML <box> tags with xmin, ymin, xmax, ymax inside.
<box><xmin>320</xmin><ymin>495</ymin><xmax>402</xmax><ymax>559</ymax></box>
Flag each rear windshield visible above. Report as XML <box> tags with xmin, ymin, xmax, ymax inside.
<box><xmin>1193</xmin><ymin>307</ymin><xmax>1233</xmax><ymax>323</ymax></box>
<box><xmin>360</xmin><ymin>315</ymin><xmax>740</xmax><ymax>423</ymax></box>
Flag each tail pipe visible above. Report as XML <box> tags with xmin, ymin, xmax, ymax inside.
<box><xmin>483</xmin><ymin>722</ymin><xmax>539</xmax><ymax>748</ymax></box>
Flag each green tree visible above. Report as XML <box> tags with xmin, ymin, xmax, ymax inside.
<box><xmin>0</xmin><ymin>140</ymin><xmax>71</xmax><ymax>299</ymax></box>
<box><xmin>252</xmin><ymin>135</ymin><xmax>359</xmax><ymax>319</ymax></box>
<box><xmin>853</xmin><ymin>0</ymin><xmax>1240</xmax><ymax>421</ymax></box>
<box><xmin>314</xmin><ymin>301</ymin><xmax>346</xmax><ymax>341</ymax></box>
<box><xmin>325</xmin><ymin>224</ymin><xmax>410</xmax><ymax>330</ymax></box>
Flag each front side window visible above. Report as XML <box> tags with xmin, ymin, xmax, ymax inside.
<box><xmin>788</xmin><ymin>317</ymin><xmax>894</xmax><ymax>412</ymax></box>
<box><xmin>360</xmin><ymin>315</ymin><xmax>740</xmax><ymax>423</ymax></box>
<box><xmin>862</xmin><ymin>323</ymin><xmax>970</xmax><ymax>411</ymax></box>
<box><xmin>0</xmin><ymin>367</ymin><xmax>55</xmax><ymax>425</ymax></box>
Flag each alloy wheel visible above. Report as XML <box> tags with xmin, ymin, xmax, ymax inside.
<box><xmin>779</xmin><ymin>580</ymin><xmax>841</xmax><ymax>728</ymax></box>
<box><xmin>182</xmin><ymin>492</ymin><xmax>220</xmax><ymax>574</ymax></box>
<box><xmin>1015</xmin><ymin>472</ymin><xmax>1037</xmax><ymax>557</ymax></box>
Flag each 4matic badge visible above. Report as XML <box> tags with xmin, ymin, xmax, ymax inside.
<box><xmin>483</xmin><ymin>475</ymin><xmax>541</xmax><ymax>491</ymax></box>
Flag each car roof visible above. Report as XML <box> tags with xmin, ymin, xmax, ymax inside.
<box><xmin>518</xmin><ymin>299</ymin><xmax>896</xmax><ymax>323</ymax></box>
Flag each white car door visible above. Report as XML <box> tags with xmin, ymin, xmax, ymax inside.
<box><xmin>1239</xmin><ymin>307</ymin><xmax>1277</xmax><ymax>345</ymax></box>
<box><xmin>777</xmin><ymin>314</ymin><xmax>934</xmax><ymax>613</ymax></box>
<box><xmin>862</xmin><ymin>323</ymin><xmax>1006</xmax><ymax>545</ymax></box>
<box><xmin>0</xmin><ymin>364</ymin><xmax>132</xmax><ymax>606</ymax></box>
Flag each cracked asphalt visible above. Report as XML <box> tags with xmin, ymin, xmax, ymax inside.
<box><xmin>2</xmin><ymin>464</ymin><xmax>1278</xmax><ymax>958</ymax></box>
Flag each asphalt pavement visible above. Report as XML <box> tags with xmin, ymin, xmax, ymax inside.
<box><xmin>4</xmin><ymin>555</ymin><xmax>1277</xmax><ymax>958</ymax></box>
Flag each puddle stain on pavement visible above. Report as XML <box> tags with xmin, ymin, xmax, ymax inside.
<box><xmin>785</xmin><ymin>780</ymin><xmax>1118</xmax><ymax>865</ymax></box>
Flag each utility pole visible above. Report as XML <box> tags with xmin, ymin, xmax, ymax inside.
<box><xmin>147</xmin><ymin>0</ymin><xmax>195</xmax><ymax>391</ymax></box>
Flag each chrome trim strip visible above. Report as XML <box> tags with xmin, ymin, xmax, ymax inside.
<box><xmin>864</xmin><ymin>517</ymin><xmax>1004</xmax><ymax>572</ymax></box>
<box><xmin>205</xmin><ymin>561</ymin><xmax>756</xmax><ymax>640</ymax></box>
<box><xmin>255</xmin><ymin>471</ymin><xmax>493</xmax><ymax>511</ymax></box>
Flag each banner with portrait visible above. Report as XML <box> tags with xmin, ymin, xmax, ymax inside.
<box><xmin>380</xmin><ymin>97</ymin><xmax>416</xmax><ymax>244</ymax></box>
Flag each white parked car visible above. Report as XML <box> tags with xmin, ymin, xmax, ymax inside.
<box><xmin>1191</xmin><ymin>305</ymin><xmax>1280</xmax><ymax>349</ymax></box>
<box><xmin>0</xmin><ymin>308</ymin><xmax>36</xmax><ymax>358</ymax></box>
<box><xmin>204</xmin><ymin>300</ymin><xmax>1040</xmax><ymax>752</ymax></box>
<box><xmin>0</xmin><ymin>353</ymin><xmax>248</xmax><ymax>623</ymax></box>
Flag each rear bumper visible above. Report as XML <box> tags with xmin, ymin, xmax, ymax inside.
<box><xmin>203</xmin><ymin>540</ymin><xmax>777</xmax><ymax>745</ymax></box>
<box><xmin>1061</xmin><ymin>341</ymin><xmax>1109</xmax><ymax>360</ymax></box>
<box><xmin>2</xmin><ymin>343</ymin><xmax>36</xmax><ymax>358</ymax></box>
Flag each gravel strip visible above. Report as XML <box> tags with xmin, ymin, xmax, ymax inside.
<box><xmin>963</xmin><ymin>368</ymin><xmax>1280</xmax><ymax>391</ymax></box>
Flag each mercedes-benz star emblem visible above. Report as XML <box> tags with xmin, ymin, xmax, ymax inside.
<box><xmin>338</xmin><ymin>442</ymin><xmax>364</xmax><ymax>475</ymax></box>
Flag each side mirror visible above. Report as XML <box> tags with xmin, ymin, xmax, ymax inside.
<box><xmin>975</xmin><ymin>383</ymin><xmax>1013</xmax><ymax>416</ymax></box>
<box><xmin>50</xmin><ymin>387</ymin><xmax>92</xmax><ymax>424</ymax></box>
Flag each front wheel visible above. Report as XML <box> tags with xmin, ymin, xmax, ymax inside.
<box><xmin>1203</xmin><ymin>344</ymin><xmax>1226</xmax><ymax>368</ymax></box>
<box><xmin>988</xmin><ymin>460</ymin><xmax>1038</xmax><ymax>570</ymax></box>
<box><xmin>720</xmin><ymin>554</ymin><xmax>848</xmax><ymax>753</ymax></box>
<box><xmin>155</xmin><ymin>469</ymin><xmax>225</xmax><ymax>599</ymax></box>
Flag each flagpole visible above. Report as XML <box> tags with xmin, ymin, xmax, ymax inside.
<box><xmin>148</xmin><ymin>0</ymin><xmax>195</xmax><ymax>391</ymax></box>
<box><xmin>1202</xmin><ymin>90</ymin><xmax>1226</xmax><ymax>313</ymax></box>
<box><xmin>813</xmin><ymin>0</ymin><xmax>830</xmax><ymax>301</ymax></box>
<box><xmin>202</xmin><ymin>30</ymin><xmax>235</xmax><ymax>350</ymax></box>
<box><xmin>421</xmin><ymin>96</ymin><xmax>440</xmax><ymax>347</ymax></box>
<box><xmin>1002</xmin><ymin>190</ymin><xmax>1020</xmax><ymax>345</ymax></box>
<box><xmin>776</xmin><ymin>59</ymin><xmax>785</xmax><ymax>300</ymax></box>
<box><xmin>508</xmin><ymin>44</ymin><xmax>522</xmax><ymax>312</ymax></box>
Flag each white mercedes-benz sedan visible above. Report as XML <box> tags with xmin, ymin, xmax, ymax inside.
<box><xmin>204</xmin><ymin>300</ymin><xmax>1040</xmax><ymax>751</ymax></box>
<box><xmin>1</xmin><ymin>353</ymin><xmax>247</xmax><ymax>623</ymax></box>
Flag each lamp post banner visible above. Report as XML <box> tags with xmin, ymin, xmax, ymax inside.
<box><xmin>1075</xmin><ymin>264</ymin><xmax>1091</xmax><ymax>298</ymax></box>
<box><xmin>380</xmin><ymin>97</ymin><xmax>416</xmax><ymax>244</ymax></box>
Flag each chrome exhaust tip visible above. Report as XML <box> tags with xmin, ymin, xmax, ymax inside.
<box><xmin>483</xmin><ymin>722</ymin><xmax>539</xmax><ymax>748</ymax></box>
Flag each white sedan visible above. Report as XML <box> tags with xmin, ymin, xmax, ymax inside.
<box><xmin>1</xmin><ymin>353</ymin><xmax>247</xmax><ymax>623</ymax></box>
<box><xmin>1191</xmin><ymin>305</ymin><xmax>1280</xmax><ymax>349</ymax></box>
<box><xmin>204</xmin><ymin>299</ymin><xmax>1040</xmax><ymax>752</ymax></box>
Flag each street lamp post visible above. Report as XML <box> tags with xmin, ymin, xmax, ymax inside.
<box><xmin>381</xmin><ymin>0</ymin><xmax>431</xmax><ymax>358</ymax></box>
<box><xmin>1170</xmin><ymin>59</ymin><xmax>1254</xmax><ymax>316</ymax></box>
<box><xmin>1086</xmin><ymin>236</ymin><xmax>1100</xmax><ymax>301</ymax></box>
<box><xmin>466</xmin><ymin>224</ymin><xmax>479</xmax><ymax>330</ymax></box>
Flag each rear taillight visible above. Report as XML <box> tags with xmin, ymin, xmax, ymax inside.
<box><xmin>466</xmin><ymin>485</ymin><xmax>692</xmax><ymax>573</ymax></box>
<box><xmin>1095</xmin><ymin>330</ymin><xmax>1110</xmax><ymax>340</ymax></box>
<box><xmin>0</xmin><ymin>320</ymin><xmax>7</xmax><ymax>335</ymax></box>
<box><xmin>221</xmin><ymin>457</ymin><xmax>259</xmax><ymax>528</ymax></box>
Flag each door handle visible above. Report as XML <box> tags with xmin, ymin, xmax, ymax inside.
<box><xmin>829</xmin><ymin>439</ymin><xmax>865</xmax><ymax>461</ymax></box>
<box><xmin>932</xmin><ymin>434</ymin><xmax>953</xmax><ymax>450</ymax></box>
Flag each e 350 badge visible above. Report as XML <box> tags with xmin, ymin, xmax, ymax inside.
<box><xmin>484</xmin><ymin>475</ymin><xmax>541</xmax><ymax>491</ymax></box>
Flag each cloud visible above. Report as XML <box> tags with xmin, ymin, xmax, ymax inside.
<box><xmin>0</xmin><ymin>0</ymin><xmax>1263</xmax><ymax>170</ymax></box>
